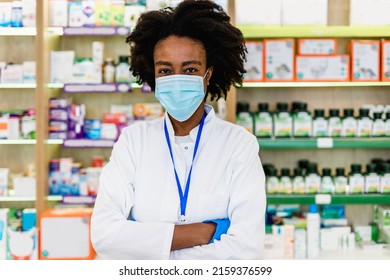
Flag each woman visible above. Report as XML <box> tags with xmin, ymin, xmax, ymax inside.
<box><xmin>91</xmin><ymin>0</ymin><xmax>266</xmax><ymax>260</ymax></box>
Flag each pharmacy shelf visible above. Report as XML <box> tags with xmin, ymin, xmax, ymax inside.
<box><xmin>0</xmin><ymin>84</ymin><xmax>36</xmax><ymax>89</ymax></box>
<box><xmin>48</xmin><ymin>83</ymin><xmax>146</xmax><ymax>92</ymax></box>
<box><xmin>0</xmin><ymin>27</ymin><xmax>36</xmax><ymax>36</ymax></box>
<box><xmin>45</xmin><ymin>195</ymin><xmax>96</xmax><ymax>205</ymax></box>
<box><xmin>0</xmin><ymin>139</ymin><xmax>63</xmax><ymax>145</ymax></box>
<box><xmin>267</xmin><ymin>194</ymin><xmax>390</xmax><ymax>205</ymax></box>
<box><xmin>238</xmin><ymin>25</ymin><xmax>390</xmax><ymax>39</ymax></box>
<box><xmin>47</xmin><ymin>26</ymin><xmax>131</xmax><ymax>36</ymax></box>
<box><xmin>242</xmin><ymin>82</ymin><xmax>390</xmax><ymax>88</ymax></box>
<box><xmin>62</xmin><ymin>139</ymin><xmax>115</xmax><ymax>148</ymax></box>
<box><xmin>258</xmin><ymin>138</ymin><xmax>390</xmax><ymax>149</ymax></box>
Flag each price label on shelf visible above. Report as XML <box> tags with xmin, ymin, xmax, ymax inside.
<box><xmin>317</xmin><ymin>138</ymin><xmax>333</xmax><ymax>148</ymax></box>
<box><xmin>315</xmin><ymin>194</ymin><xmax>332</xmax><ymax>204</ymax></box>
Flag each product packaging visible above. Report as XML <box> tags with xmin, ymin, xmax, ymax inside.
<box><xmin>350</xmin><ymin>40</ymin><xmax>380</xmax><ymax>82</ymax></box>
<box><xmin>49</xmin><ymin>0</ymin><xmax>68</xmax><ymax>27</ymax></box>
<box><xmin>68</xmin><ymin>1</ymin><xmax>84</xmax><ymax>27</ymax></box>
<box><xmin>281</xmin><ymin>0</ymin><xmax>327</xmax><ymax>25</ymax></box>
<box><xmin>298</xmin><ymin>39</ymin><xmax>337</xmax><ymax>56</ymax></box>
<box><xmin>264</xmin><ymin>39</ymin><xmax>295</xmax><ymax>82</ymax></box>
<box><xmin>110</xmin><ymin>0</ymin><xmax>125</xmax><ymax>26</ymax></box>
<box><xmin>50</xmin><ymin>51</ymin><xmax>75</xmax><ymax>83</ymax></box>
<box><xmin>244</xmin><ymin>42</ymin><xmax>263</xmax><ymax>82</ymax></box>
<box><xmin>235</xmin><ymin>0</ymin><xmax>282</xmax><ymax>25</ymax></box>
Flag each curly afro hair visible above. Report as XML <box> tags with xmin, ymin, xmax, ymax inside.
<box><xmin>126</xmin><ymin>0</ymin><xmax>247</xmax><ymax>101</ymax></box>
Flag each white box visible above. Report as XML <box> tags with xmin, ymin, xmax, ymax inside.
<box><xmin>0</xmin><ymin>168</ymin><xmax>9</xmax><ymax>196</ymax></box>
<box><xmin>0</xmin><ymin>117</ymin><xmax>8</xmax><ymax>139</ymax></box>
<box><xmin>146</xmin><ymin>0</ymin><xmax>170</xmax><ymax>11</ymax></box>
<box><xmin>0</xmin><ymin>64</ymin><xmax>24</xmax><ymax>84</ymax></box>
<box><xmin>50</xmin><ymin>51</ymin><xmax>75</xmax><ymax>83</ymax></box>
<box><xmin>0</xmin><ymin>2</ymin><xmax>12</xmax><ymax>27</ymax></box>
<box><xmin>92</xmin><ymin>41</ymin><xmax>104</xmax><ymax>66</ymax></box>
<box><xmin>8</xmin><ymin>117</ymin><xmax>20</xmax><ymax>140</ymax></box>
<box><xmin>294</xmin><ymin>229</ymin><xmax>306</xmax><ymax>259</ymax></box>
<box><xmin>68</xmin><ymin>1</ymin><xmax>84</xmax><ymax>27</ymax></box>
<box><xmin>351</xmin><ymin>41</ymin><xmax>380</xmax><ymax>81</ymax></box>
<box><xmin>235</xmin><ymin>0</ymin><xmax>281</xmax><ymax>25</ymax></box>
<box><xmin>21</xmin><ymin>0</ymin><xmax>36</xmax><ymax>27</ymax></box>
<box><xmin>296</xmin><ymin>55</ymin><xmax>350</xmax><ymax>82</ymax></box>
<box><xmin>13</xmin><ymin>177</ymin><xmax>36</xmax><ymax>197</ymax></box>
<box><xmin>320</xmin><ymin>227</ymin><xmax>351</xmax><ymax>251</ymax></box>
<box><xmin>0</xmin><ymin>209</ymin><xmax>9</xmax><ymax>260</ymax></box>
<box><xmin>50</xmin><ymin>0</ymin><xmax>68</xmax><ymax>27</ymax></box>
<box><xmin>124</xmin><ymin>4</ymin><xmax>146</xmax><ymax>29</ymax></box>
<box><xmin>298</xmin><ymin>39</ymin><xmax>337</xmax><ymax>55</ymax></box>
<box><xmin>264</xmin><ymin>39</ymin><xmax>295</xmax><ymax>81</ymax></box>
<box><xmin>282</xmin><ymin>0</ymin><xmax>327</xmax><ymax>25</ymax></box>
<box><xmin>354</xmin><ymin>225</ymin><xmax>372</xmax><ymax>242</ymax></box>
<box><xmin>350</xmin><ymin>0</ymin><xmax>390</xmax><ymax>26</ymax></box>
<box><xmin>244</xmin><ymin>42</ymin><xmax>263</xmax><ymax>82</ymax></box>
<box><xmin>23</xmin><ymin>61</ymin><xmax>36</xmax><ymax>83</ymax></box>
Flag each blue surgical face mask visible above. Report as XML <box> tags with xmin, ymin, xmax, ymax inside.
<box><xmin>155</xmin><ymin>71</ymin><xmax>208</xmax><ymax>122</ymax></box>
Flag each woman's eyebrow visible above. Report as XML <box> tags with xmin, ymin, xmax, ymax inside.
<box><xmin>182</xmin><ymin>60</ymin><xmax>202</xmax><ymax>66</ymax></box>
<box><xmin>155</xmin><ymin>61</ymin><xmax>172</xmax><ymax>66</ymax></box>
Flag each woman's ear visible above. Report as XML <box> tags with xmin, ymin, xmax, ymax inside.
<box><xmin>206</xmin><ymin>66</ymin><xmax>214</xmax><ymax>85</ymax></box>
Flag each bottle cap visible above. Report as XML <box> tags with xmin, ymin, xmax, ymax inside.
<box><xmin>322</xmin><ymin>168</ymin><xmax>332</xmax><ymax>177</ymax></box>
<box><xmin>119</xmin><ymin>55</ymin><xmax>129</xmax><ymax>63</ymax></box>
<box><xmin>276</xmin><ymin>102</ymin><xmax>288</xmax><ymax>112</ymax></box>
<box><xmin>329</xmin><ymin>109</ymin><xmax>340</xmax><ymax>117</ymax></box>
<box><xmin>236</xmin><ymin>102</ymin><xmax>250</xmax><ymax>113</ymax></box>
<box><xmin>359</xmin><ymin>108</ymin><xmax>370</xmax><ymax>118</ymax></box>
<box><xmin>314</xmin><ymin>109</ymin><xmax>325</xmax><ymax>118</ymax></box>
<box><xmin>268</xmin><ymin>167</ymin><xmax>277</xmax><ymax>177</ymax></box>
<box><xmin>298</xmin><ymin>159</ymin><xmax>310</xmax><ymax>169</ymax></box>
<box><xmin>373</xmin><ymin>112</ymin><xmax>382</xmax><ymax>120</ymax></box>
<box><xmin>263</xmin><ymin>164</ymin><xmax>275</xmax><ymax>176</ymax></box>
<box><xmin>258</xmin><ymin>103</ymin><xmax>269</xmax><ymax>112</ymax></box>
<box><xmin>307</xmin><ymin>163</ymin><xmax>318</xmax><ymax>174</ymax></box>
<box><xmin>343</xmin><ymin>108</ymin><xmax>354</xmax><ymax>117</ymax></box>
<box><xmin>386</xmin><ymin>112</ymin><xmax>390</xmax><ymax>119</ymax></box>
<box><xmin>299</xmin><ymin>102</ymin><xmax>308</xmax><ymax>111</ymax></box>
<box><xmin>350</xmin><ymin>164</ymin><xmax>362</xmax><ymax>174</ymax></box>
<box><xmin>291</xmin><ymin>102</ymin><xmax>302</xmax><ymax>112</ymax></box>
<box><xmin>383</xmin><ymin>163</ymin><xmax>390</xmax><ymax>174</ymax></box>
<box><xmin>366</xmin><ymin>164</ymin><xmax>377</xmax><ymax>174</ymax></box>
<box><xmin>308</xmin><ymin>204</ymin><xmax>318</xmax><ymax>214</ymax></box>
<box><xmin>281</xmin><ymin>168</ymin><xmax>290</xmax><ymax>177</ymax></box>
<box><xmin>336</xmin><ymin>168</ymin><xmax>345</xmax><ymax>176</ymax></box>
<box><xmin>371</xmin><ymin>158</ymin><xmax>384</xmax><ymax>165</ymax></box>
<box><xmin>294</xmin><ymin>167</ymin><xmax>303</xmax><ymax>176</ymax></box>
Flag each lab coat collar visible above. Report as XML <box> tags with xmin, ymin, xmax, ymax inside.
<box><xmin>164</xmin><ymin>104</ymin><xmax>215</xmax><ymax>142</ymax></box>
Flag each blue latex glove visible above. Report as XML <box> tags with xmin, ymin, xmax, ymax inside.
<box><xmin>203</xmin><ymin>219</ymin><xmax>230</xmax><ymax>244</ymax></box>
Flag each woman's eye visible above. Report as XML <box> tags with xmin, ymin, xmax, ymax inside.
<box><xmin>185</xmin><ymin>68</ymin><xmax>197</xmax><ymax>74</ymax></box>
<box><xmin>158</xmin><ymin>69</ymin><xmax>171</xmax><ymax>74</ymax></box>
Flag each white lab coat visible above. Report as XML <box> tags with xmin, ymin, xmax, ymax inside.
<box><xmin>91</xmin><ymin>104</ymin><xmax>266</xmax><ymax>259</ymax></box>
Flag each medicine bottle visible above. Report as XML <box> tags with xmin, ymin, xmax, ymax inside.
<box><xmin>372</xmin><ymin>112</ymin><xmax>385</xmax><ymax>137</ymax></box>
<box><xmin>312</xmin><ymin>109</ymin><xmax>328</xmax><ymax>138</ymax></box>
<box><xmin>341</xmin><ymin>108</ymin><xmax>357</xmax><ymax>137</ymax></box>
<box><xmin>349</xmin><ymin>164</ymin><xmax>365</xmax><ymax>194</ymax></box>
<box><xmin>236</xmin><ymin>102</ymin><xmax>253</xmax><ymax>134</ymax></box>
<box><xmin>320</xmin><ymin>168</ymin><xmax>335</xmax><ymax>194</ymax></box>
<box><xmin>307</xmin><ymin>204</ymin><xmax>320</xmax><ymax>259</ymax></box>
<box><xmin>266</xmin><ymin>166</ymin><xmax>279</xmax><ymax>194</ymax></box>
<box><xmin>292</xmin><ymin>167</ymin><xmax>305</xmax><ymax>194</ymax></box>
<box><xmin>357</xmin><ymin>108</ymin><xmax>373</xmax><ymax>137</ymax></box>
<box><xmin>279</xmin><ymin>168</ymin><xmax>292</xmax><ymax>194</ymax></box>
<box><xmin>274</xmin><ymin>102</ymin><xmax>292</xmax><ymax>138</ymax></box>
<box><xmin>115</xmin><ymin>55</ymin><xmax>131</xmax><ymax>84</ymax></box>
<box><xmin>385</xmin><ymin>112</ymin><xmax>390</xmax><ymax>137</ymax></box>
<box><xmin>380</xmin><ymin>163</ymin><xmax>390</xmax><ymax>193</ymax></box>
<box><xmin>334</xmin><ymin>168</ymin><xmax>348</xmax><ymax>194</ymax></box>
<box><xmin>103</xmin><ymin>58</ymin><xmax>115</xmax><ymax>83</ymax></box>
<box><xmin>328</xmin><ymin>109</ymin><xmax>342</xmax><ymax>137</ymax></box>
<box><xmin>365</xmin><ymin>164</ymin><xmax>380</xmax><ymax>193</ymax></box>
<box><xmin>293</xmin><ymin>102</ymin><xmax>312</xmax><ymax>138</ymax></box>
<box><xmin>254</xmin><ymin>103</ymin><xmax>273</xmax><ymax>138</ymax></box>
<box><xmin>305</xmin><ymin>163</ymin><xmax>321</xmax><ymax>194</ymax></box>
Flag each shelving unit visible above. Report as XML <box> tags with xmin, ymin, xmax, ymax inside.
<box><xmin>267</xmin><ymin>194</ymin><xmax>390</xmax><ymax>205</ymax></box>
<box><xmin>242</xmin><ymin>81</ymin><xmax>390</xmax><ymax>88</ymax></box>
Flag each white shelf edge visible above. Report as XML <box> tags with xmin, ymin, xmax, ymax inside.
<box><xmin>241</xmin><ymin>82</ymin><xmax>390</xmax><ymax>88</ymax></box>
<box><xmin>0</xmin><ymin>83</ymin><xmax>36</xmax><ymax>89</ymax></box>
<box><xmin>0</xmin><ymin>27</ymin><xmax>36</xmax><ymax>36</ymax></box>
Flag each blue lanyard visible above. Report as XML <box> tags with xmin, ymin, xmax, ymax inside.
<box><xmin>163</xmin><ymin>113</ymin><xmax>206</xmax><ymax>223</ymax></box>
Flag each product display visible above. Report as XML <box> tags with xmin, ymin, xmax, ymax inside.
<box><xmin>1</xmin><ymin>0</ymin><xmax>389</xmax><ymax>262</ymax></box>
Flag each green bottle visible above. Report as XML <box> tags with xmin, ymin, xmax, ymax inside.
<box><xmin>254</xmin><ymin>103</ymin><xmax>273</xmax><ymax>138</ymax></box>
<box><xmin>274</xmin><ymin>102</ymin><xmax>292</xmax><ymax>138</ymax></box>
<box><xmin>328</xmin><ymin>109</ymin><xmax>342</xmax><ymax>137</ymax></box>
<box><xmin>236</xmin><ymin>102</ymin><xmax>253</xmax><ymax>134</ymax></box>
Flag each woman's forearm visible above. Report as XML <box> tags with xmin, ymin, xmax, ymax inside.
<box><xmin>171</xmin><ymin>222</ymin><xmax>216</xmax><ymax>251</ymax></box>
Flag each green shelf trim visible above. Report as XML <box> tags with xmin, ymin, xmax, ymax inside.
<box><xmin>238</xmin><ymin>25</ymin><xmax>390</xmax><ymax>38</ymax></box>
<box><xmin>258</xmin><ymin>138</ymin><xmax>390</xmax><ymax>149</ymax></box>
<box><xmin>241</xmin><ymin>82</ymin><xmax>390</xmax><ymax>88</ymax></box>
<box><xmin>267</xmin><ymin>194</ymin><xmax>390</xmax><ymax>204</ymax></box>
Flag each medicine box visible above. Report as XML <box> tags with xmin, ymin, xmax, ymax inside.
<box><xmin>49</xmin><ymin>0</ymin><xmax>68</xmax><ymax>27</ymax></box>
<box><xmin>235</xmin><ymin>0</ymin><xmax>282</xmax><ymax>25</ymax></box>
<box><xmin>381</xmin><ymin>41</ymin><xmax>390</xmax><ymax>81</ymax></box>
<box><xmin>39</xmin><ymin>208</ymin><xmax>95</xmax><ymax>260</ymax></box>
<box><xmin>68</xmin><ymin>1</ymin><xmax>84</xmax><ymax>27</ymax></box>
<box><xmin>124</xmin><ymin>4</ymin><xmax>146</xmax><ymax>29</ymax></box>
<box><xmin>95</xmin><ymin>0</ymin><xmax>110</xmax><ymax>26</ymax></box>
<box><xmin>350</xmin><ymin>0</ymin><xmax>390</xmax><ymax>26</ymax></box>
<box><xmin>0</xmin><ymin>209</ymin><xmax>9</xmax><ymax>260</ymax></box>
<box><xmin>281</xmin><ymin>0</ymin><xmax>327</xmax><ymax>26</ymax></box>
<box><xmin>350</xmin><ymin>40</ymin><xmax>380</xmax><ymax>82</ymax></box>
<box><xmin>264</xmin><ymin>39</ymin><xmax>295</xmax><ymax>82</ymax></box>
<box><xmin>298</xmin><ymin>39</ymin><xmax>337</xmax><ymax>56</ymax></box>
<box><xmin>244</xmin><ymin>41</ymin><xmax>263</xmax><ymax>82</ymax></box>
<box><xmin>295</xmin><ymin>55</ymin><xmax>350</xmax><ymax>82</ymax></box>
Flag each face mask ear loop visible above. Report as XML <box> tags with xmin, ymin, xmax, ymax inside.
<box><xmin>203</xmin><ymin>69</ymin><xmax>210</xmax><ymax>85</ymax></box>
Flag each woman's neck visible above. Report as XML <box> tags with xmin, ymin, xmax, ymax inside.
<box><xmin>169</xmin><ymin>102</ymin><xmax>205</xmax><ymax>136</ymax></box>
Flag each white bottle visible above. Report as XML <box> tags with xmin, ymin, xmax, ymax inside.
<box><xmin>307</xmin><ymin>204</ymin><xmax>320</xmax><ymax>259</ymax></box>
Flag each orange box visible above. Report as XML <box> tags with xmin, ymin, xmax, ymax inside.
<box><xmin>298</xmin><ymin>39</ymin><xmax>337</xmax><ymax>55</ymax></box>
<box><xmin>381</xmin><ymin>40</ymin><xmax>390</xmax><ymax>81</ymax></box>
<box><xmin>295</xmin><ymin>55</ymin><xmax>350</xmax><ymax>82</ymax></box>
<box><xmin>264</xmin><ymin>39</ymin><xmax>295</xmax><ymax>82</ymax></box>
<box><xmin>39</xmin><ymin>208</ymin><xmax>95</xmax><ymax>260</ymax></box>
<box><xmin>350</xmin><ymin>40</ymin><xmax>380</xmax><ymax>82</ymax></box>
<box><xmin>243</xmin><ymin>41</ymin><xmax>263</xmax><ymax>82</ymax></box>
